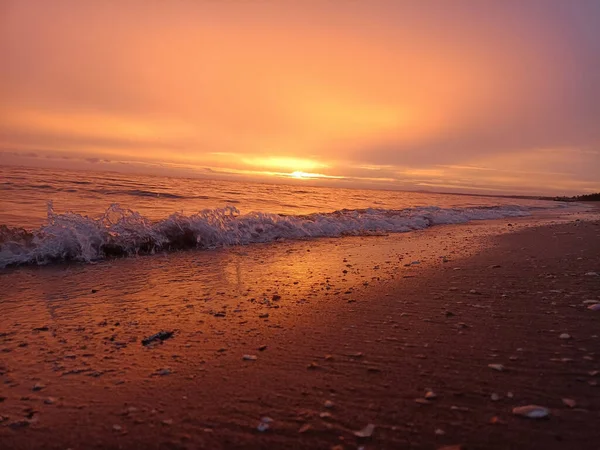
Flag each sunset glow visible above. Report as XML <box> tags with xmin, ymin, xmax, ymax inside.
<box><xmin>1</xmin><ymin>0</ymin><xmax>599</xmax><ymax>195</ymax></box>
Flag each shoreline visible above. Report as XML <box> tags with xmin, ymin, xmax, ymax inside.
<box><xmin>1</xmin><ymin>211</ymin><xmax>600</xmax><ymax>449</ymax></box>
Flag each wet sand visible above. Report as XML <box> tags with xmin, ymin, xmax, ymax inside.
<box><xmin>1</xmin><ymin>211</ymin><xmax>600</xmax><ymax>449</ymax></box>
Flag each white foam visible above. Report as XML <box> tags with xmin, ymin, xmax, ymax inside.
<box><xmin>0</xmin><ymin>202</ymin><xmax>531</xmax><ymax>268</ymax></box>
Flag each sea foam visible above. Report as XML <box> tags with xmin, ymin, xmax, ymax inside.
<box><xmin>0</xmin><ymin>202</ymin><xmax>530</xmax><ymax>268</ymax></box>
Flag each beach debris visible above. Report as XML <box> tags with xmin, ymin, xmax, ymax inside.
<box><xmin>512</xmin><ymin>405</ymin><xmax>550</xmax><ymax>419</ymax></box>
<box><xmin>559</xmin><ymin>333</ymin><xmax>572</xmax><ymax>340</ymax></box>
<box><xmin>584</xmin><ymin>272</ymin><xmax>599</xmax><ymax>277</ymax></box>
<box><xmin>488</xmin><ymin>364</ymin><xmax>505</xmax><ymax>372</ymax></box>
<box><xmin>354</xmin><ymin>423</ymin><xmax>375</xmax><ymax>438</ymax></box>
<box><xmin>257</xmin><ymin>416</ymin><xmax>273</xmax><ymax>432</ymax></box>
<box><xmin>142</xmin><ymin>330</ymin><xmax>174</xmax><ymax>346</ymax></box>
<box><xmin>562</xmin><ymin>398</ymin><xmax>577</xmax><ymax>408</ymax></box>
<box><xmin>32</xmin><ymin>383</ymin><xmax>45</xmax><ymax>392</ymax></box>
<box><xmin>324</xmin><ymin>400</ymin><xmax>335</xmax><ymax>408</ymax></box>
<box><xmin>588</xmin><ymin>304</ymin><xmax>600</xmax><ymax>311</ymax></box>
<box><xmin>242</xmin><ymin>354</ymin><xmax>257</xmax><ymax>361</ymax></box>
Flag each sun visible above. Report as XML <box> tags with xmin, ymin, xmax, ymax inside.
<box><xmin>290</xmin><ymin>171</ymin><xmax>311</xmax><ymax>179</ymax></box>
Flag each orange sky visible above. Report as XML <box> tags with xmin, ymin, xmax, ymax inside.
<box><xmin>1</xmin><ymin>0</ymin><xmax>599</xmax><ymax>195</ymax></box>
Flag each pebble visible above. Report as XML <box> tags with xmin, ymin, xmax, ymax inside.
<box><xmin>584</xmin><ymin>272</ymin><xmax>598</xmax><ymax>277</ymax></box>
<box><xmin>242</xmin><ymin>355</ymin><xmax>257</xmax><ymax>361</ymax></box>
<box><xmin>112</xmin><ymin>424</ymin><xmax>122</xmax><ymax>432</ymax></box>
<box><xmin>588</xmin><ymin>304</ymin><xmax>600</xmax><ymax>311</ymax></box>
<box><xmin>512</xmin><ymin>405</ymin><xmax>550</xmax><ymax>419</ymax></box>
<box><xmin>354</xmin><ymin>423</ymin><xmax>375</xmax><ymax>438</ymax></box>
<box><xmin>491</xmin><ymin>393</ymin><xmax>500</xmax><ymax>401</ymax></box>
<box><xmin>562</xmin><ymin>398</ymin><xmax>577</xmax><ymax>408</ymax></box>
<box><xmin>257</xmin><ymin>416</ymin><xmax>272</xmax><ymax>432</ymax></box>
<box><xmin>425</xmin><ymin>390</ymin><xmax>437</xmax><ymax>400</ymax></box>
<box><xmin>488</xmin><ymin>364</ymin><xmax>505</xmax><ymax>372</ymax></box>
<box><xmin>435</xmin><ymin>428</ymin><xmax>445</xmax><ymax>436</ymax></box>
<box><xmin>324</xmin><ymin>400</ymin><xmax>334</xmax><ymax>408</ymax></box>
<box><xmin>559</xmin><ymin>333</ymin><xmax>572</xmax><ymax>340</ymax></box>
<box><xmin>298</xmin><ymin>423</ymin><xmax>312</xmax><ymax>433</ymax></box>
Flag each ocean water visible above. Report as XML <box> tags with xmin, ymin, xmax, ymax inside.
<box><xmin>0</xmin><ymin>165</ymin><xmax>565</xmax><ymax>268</ymax></box>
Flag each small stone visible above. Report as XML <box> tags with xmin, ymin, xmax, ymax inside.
<box><xmin>415</xmin><ymin>398</ymin><xmax>431</xmax><ymax>405</ymax></box>
<box><xmin>319</xmin><ymin>412</ymin><xmax>332</xmax><ymax>419</ymax></box>
<box><xmin>44</xmin><ymin>397</ymin><xmax>56</xmax><ymax>405</ymax></box>
<box><xmin>307</xmin><ymin>362</ymin><xmax>320</xmax><ymax>370</ymax></box>
<box><xmin>512</xmin><ymin>405</ymin><xmax>550</xmax><ymax>419</ymax></box>
<box><xmin>354</xmin><ymin>423</ymin><xmax>375</xmax><ymax>438</ymax></box>
<box><xmin>298</xmin><ymin>423</ymin><xmax>312</xmax><ymax>433</ymax></box>
<box><xmin>488</xmin><ymin>364</ymin><xmax>505</xmax><ymax>372</ymax></box>
<box><xmin>584</xmin><ymin>272</ymin><xmax>598</xmax><ymax>277</ymax></box>
<box><xmin>113</xmin><ymin>424</ymin><xmax>122</xmax><ymax>432</ymax></box>
<box><xmin>491</xmin><ymin>393</ymin><xmax>500</xmax><ymax>401</ymax></box>
<box><xmin>435</xmin><ymin>428</ymin><xmax>445</xmax><ymax>436</ymax></box>
<box><xmin>257</xmin><ymin>422</ymin><xmax>270</xmax><ymax>432</ymax></box>
<box><xmin>242</xmin><ymin>354</ymin><xmax>257</xmax><ymax>361</ymax></box>
<box><xmin>32</xmin><ymin>383</ymin><xmax>45</xmax><ymax>392</ymax></box>
<box><xmin>425</xmin><ymin>390</ymin><xmax>437</xmax><ymax>400</ymax></box>
<box><xmin>258</xmin><ymin>345</ymin><xmax>267</xmax><ymax>351</ymax></box>
<box><xmin>490</xmin><ymin>416</ymin><xmax>506</xmax><ymax>425</ymax></box>
<box><xmin>588</xmin><ymin>304</ymin><xmax>600</xmax><ymax>311</ymax></box>
<box><xmin>559</xmin><ymin>333</ymin><xmax>571</xmax><ymax>340</ymax></box>
<box><xmin>324</xmin><ymin>400</ymin><xmax>334</xmax><ymax>408</ymax></box>
<box><xmin>562</xmin><ymin>398</ymin><xmax>576</xmax><ymax>408</ymax></box>
<box><xmin>162</xmin><ymin>419</ymin><xmax>173</xmax><ymax>425</ymax></box>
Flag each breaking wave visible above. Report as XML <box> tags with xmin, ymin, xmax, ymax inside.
<box><xmin>0</xmin><ymin>202</ymin><xmax>531</xmax><ymax>268</ymax></box>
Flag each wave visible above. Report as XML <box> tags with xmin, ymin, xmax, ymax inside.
<box><xmin>0</xmin><ymin>202</ymin><xmax>531</xmax><ymax>268</ymax></box>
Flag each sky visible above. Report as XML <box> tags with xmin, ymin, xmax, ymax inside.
<box><xmin>1</xmin><ymin>0</ymin><xmax>599</xmax><ymax>195</ymax></box>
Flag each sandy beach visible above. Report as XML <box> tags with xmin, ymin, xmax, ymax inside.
<box><xmin>1</xmin><ymin>210</ymin><xmax>600</xmax><ymax>450</ymax></box>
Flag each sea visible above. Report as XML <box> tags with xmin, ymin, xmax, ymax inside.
<box><xmin>0</xmin><ymin>165</ymin><xmax>570</xmax><ymax>269</ymax></box>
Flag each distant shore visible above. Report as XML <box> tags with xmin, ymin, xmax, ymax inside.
<box><xmin>1</xmin><ymin>210</ymin><xmax>600</xmax><ymax>449</ymax></box>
